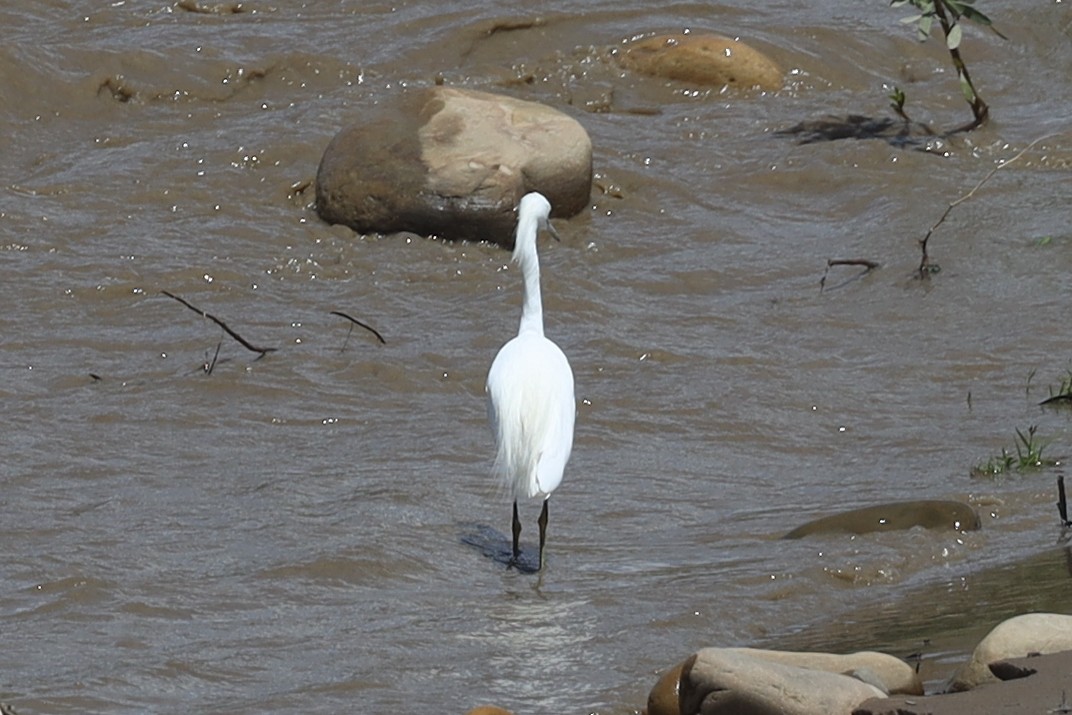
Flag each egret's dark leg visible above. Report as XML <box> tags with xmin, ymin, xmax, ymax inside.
<box><xmin>511</xmin><ymin>500</ymin><xmax>522</xmax><ymax>564</ymax></box>
<box><xmin>537</xmin><ymin>498</ymin><xmax>549</xmax><ymax>571</ymax></box>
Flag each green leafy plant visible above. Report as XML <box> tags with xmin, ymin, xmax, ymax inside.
<box><xmin>889</xmin><ymin>0</ymin><xmax>1007</xmax><ymax>131</ymax></box>
<box><xmin>972</xmin><ymin>425</ymin><xmax>1055</xmax><ymax>477</ymax></box>
<box><xmin>888</xmin><ymin>85</ymin><xmax>909</xmax><ymax>122</ymax></box>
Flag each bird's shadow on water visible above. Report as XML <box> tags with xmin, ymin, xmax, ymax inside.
<box><xmin>460</xmin><ymin>523</ymin><xmax>541</xmax><ymax>575</ymax></box>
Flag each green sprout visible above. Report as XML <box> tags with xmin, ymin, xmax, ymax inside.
<box><xmin>972</xmin><ymin>425</ymin><xmax>1056</xmax><ymax>477</ymax></box>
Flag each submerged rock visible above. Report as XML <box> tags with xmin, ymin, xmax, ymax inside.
<box><xmin>315</xmin><ymin>86</ymin><xmax>592</xmax><ymax>245</ymax></box>
<box><xmin>616</xmin><ymin>32</ymin><xmax>783</xmax><ymax>91</ymax></box>
<box><xmin>950</xmin><ymin>613</ymin><xmax>1072</xmax><ymax>691</ymax></box>
<box><xmin>679</xmin><ymin>648</ymin><xmax>887</xmax><ymax>715</ymax></box>
<box><xmin>782</xmin><ymin>499</ymin><xmax>980</xmax><ymax>539</ymax></box>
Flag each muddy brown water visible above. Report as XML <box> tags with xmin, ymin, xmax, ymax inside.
<box><xmin>2</xmin><ymin>2</ymin><xmax>1071</xmax><ymax>713</ymax></box>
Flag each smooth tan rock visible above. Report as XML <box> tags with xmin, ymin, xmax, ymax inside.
<box><xmin>783</xmin><ymin>500</ymin><xmax>980</xmax><ymax>539</ymax></box>
<box><xmin>465</xmin><ymin>707</ymin><xmax>513</xmax><ymax>715</ymax></box>
<box><xmin>950</xmin><ymin>613</ymin><xmax>1072</xmax><ymax>691</ymax></box>
<box><xmin>722</xmin><ymin>647</ymin><xmax>923</xmax><ymax>695</ymax></box>
<box><xmin>315</xmin><ymin>86</ymin><xmax>591</xmax><ymax>245</ymax></box>
<box><xmin>618</xmin><ymin>32</ymin><xmax>782</xmax><ymax>91</ymax></box>
<box><xmin>680</xmin><ymin>648</ymin><xmax>887</xmax><ymax>715</ymax></box>
<box><xmin>647</xmin><ymin>660</ymin><xmax>686</xmax><ymax>715</ymax></box>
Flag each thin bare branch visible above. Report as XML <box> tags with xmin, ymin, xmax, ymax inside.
<box><xmin>161</xmin><ymin>290</ymin><xmax>277</xmax><ymax>357</ymax></box>
<box><xmin>820</xmin><ymin>258</ymin><xmax>880</xmax><ymax>292</ymax></box>
<box><xmin>330</xmin><ymin>310</ymin><xmax>386</xmax><ymax>346</ymax></box>
<box><xmin>918</xmin><ymin>134</ymin><xmax>1053</xmax><ymax>279</ymax></box>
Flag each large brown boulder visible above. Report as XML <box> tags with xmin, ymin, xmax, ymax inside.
<box><xmin>617</xmin><ymin>32</ymin><xmax>783</xmax><ymax>91</ymax></box>
<box><xmin>315</xmin><ymin>86</ymin><xmax>592</xmax><ymax>245</ymax></box>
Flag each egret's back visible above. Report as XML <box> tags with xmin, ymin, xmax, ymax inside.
<box><xmin>487</xmin><ymin>331</ymin><xmax>575</xmax><ymax>500</ymax></box>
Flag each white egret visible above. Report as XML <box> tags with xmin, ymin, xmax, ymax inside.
<box><xmin>486</xmin><ymin>192</ymin><xmax>575</xmax><ymax>571</ymax></box>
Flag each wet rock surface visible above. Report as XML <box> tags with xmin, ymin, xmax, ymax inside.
<box><xmin>315</xmin><ymin>86</ymin><xmax>592</xmax><ymax>245</ymax></box>
<box><xmin>783</xmin><ymin>500</ymin><xmax>981</xmax><ymax>539</ymax></box>
<box><xmin>616</xmin><ymin>32</ymin><xmax>783</xmax><ymax>91</ymax></box>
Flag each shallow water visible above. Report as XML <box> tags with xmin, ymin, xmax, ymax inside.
<box><xmin>2</xmin><ymin>1</ymin><xmax>1071</xmax><ymax>713</ymax></box>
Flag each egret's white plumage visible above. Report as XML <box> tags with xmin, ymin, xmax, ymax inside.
<box><xmin>486</xmin><ymin>192</ymin><xmax>575</xmax><ymax>570</ymax></box>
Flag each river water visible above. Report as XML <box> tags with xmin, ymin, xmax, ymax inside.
<box><xmin>2</xmin><ymin>1</ymin><xmax>1071</xmax><ymax>713</ymax></box>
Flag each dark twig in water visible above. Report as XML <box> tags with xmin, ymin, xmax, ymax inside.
<box><xmin>204</xmin><ymin>341</ymin><xmax>222</xmax><ymax>375</ymax></box>
<box><xmin>906</xmin><ymin>639</ymin><xmax>930</xmax><ymax>674</ymax></box>
<box><xmin>916</xmin><ymin>134</ymin><xmax>1052</xmax><ymax>280</ymax></box>
<box><xmin>162</xmin><ymin>290</ymin><xmax>276</xmax><ymax>357</ymax></box>
<box><xmin>1058</xmin><ymin>477</ymin><xmax>1071</xmax><ymax>528</ymax></box>
<box><xmin>330</xmin><ymin>310</ymin><xmax>386</xmax><ymax>348</ymax></box>
<box><xmin>828</xmin><ymin>258</ymin><xmax>880</xmax><ymax>270</ymax></box>
<box><xmin>820</xmin><ymin>258</ymin><xmax>880</xmax><ymax>292</ymax></box>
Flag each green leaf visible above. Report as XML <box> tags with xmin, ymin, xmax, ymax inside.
<box><xmin>959</xmin><ymin>72</ymin><xmax>976</xmax><ymax>102</ymax></box>
<box><xmin>960</xmin><ymin>5</ymin><xmax>1010</xmax><ymax>39</ymax></box>
<box><xmin>918</xmin><ymin>14</ymin><xmax>933</xmax><ymax>40</ymax></box>
<box><xmin>946</xmin><ymin>22</ymin><xmax>963</xmax><ymax>49</ymax></box>
<box><xmin>899</xmin><ymin>13</ymin><xmax>923</xmax><ymax>23</ymax></box>
<box><xmin>959</xmin><ymin>6</ymin><xmax>987</xmax><ymax>24</ymax></box>
<box><xmin>888</xmin><ymin>85</ymin><xmax>906</xmax><ymax>108</ymax></box>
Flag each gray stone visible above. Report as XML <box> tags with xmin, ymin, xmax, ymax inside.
<box><xmin>680</xmin><ymin>648</ymin><xmax>887</xmax><ymax>715</ymax></box>
<box><xmin>315</xmin><ymin>86</ymin><xmax>592</xmax><ymax>245</ymax></box>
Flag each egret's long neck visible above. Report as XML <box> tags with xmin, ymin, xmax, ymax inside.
<box><xmin>514</xmin><ymin>217</ymin><xmax>544</xmax><ymax>336</ymax></box>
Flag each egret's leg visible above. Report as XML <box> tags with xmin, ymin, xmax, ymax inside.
<box><xmin>511</xmin><ymin>500</ymin><xmax>522</xmax><ymax>563</ymax></box>
<box><xmin>537</xmin><ymin>499</ymin><xmax>549</xmax><ymax>571</ymax></box>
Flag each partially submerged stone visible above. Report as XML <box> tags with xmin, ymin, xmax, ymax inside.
<box><xmin>617</xmin><ymin>32</ymin><xmax>783</xmax><ymax>92</ymax></box>
<box><xmin>464</xmin><ymin>707</ymin><xmax>513</xmax><ymax>715</ymax></box>
<box><xmin>647</xmin><ymin>660</ymin><xmax>686</xmax><ymax>715</ymax></box>
<box><xmin>783</xmin><ymin>500</ymin><xmax>980</xmax><ymax>539</ymax></box>
<box><xmin>680</xmin><ymin>648</ymin><xmax>887</xmax><ymax>715</ymax></box>
<box><xmin>950</xmin><ymin>613</ymin><xmax>1072</xmax><ymax>691</ymax></box>
<box><xmin>315</xmin><ymin>86</ymin><xmax>592</xmax><ymax>245</ymax></box>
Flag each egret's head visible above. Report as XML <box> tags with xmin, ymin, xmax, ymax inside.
<box><xmin>515</xmin><ymin>192</ymin><xmax>560</xmax><ymax>257</ymax></box>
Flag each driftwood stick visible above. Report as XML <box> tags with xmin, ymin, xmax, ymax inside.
<box><xmin>204</xmin><ymin>341</ymin><xmax>222</xmax><ymax>374</ymax></box>
<box><xmin>330</xmin><ymin>310</ymin><xmax>386</xmax><ymax>346</ymax></box>
<box><xmin>828</xmin><ymin>258</ymin><xmax>880</xmax><ymax>270</ymax></box>
<box><xmin>820</xmin><ymin>258</ymin><xmax>880</xmax><ymax>292</ymax></box>
<box><xmin>1059</xmin><ymin>476</ymin><xmax>1070</xmax><ymax>527</ymax></box>
<box><xmin>161</xmin><ymin>290</ymin><xmax>277</xmax><ymax>356</ymax></box>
